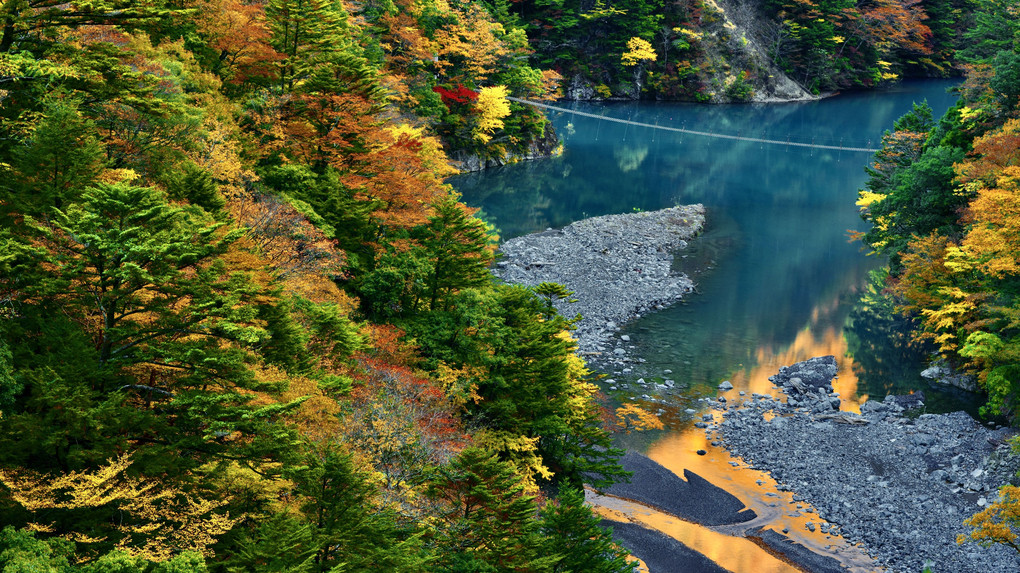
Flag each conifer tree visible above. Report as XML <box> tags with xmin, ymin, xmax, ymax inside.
<box><xmin>266</xmin><ymin>0</ymin><xmax>353</xmax><ymax>92</ymax></box>
<box><xmin>540</xmin><ymin>487</ymin><xmax>635</xmax><ymax>573</ymax></box>
<box><xmin>0</xmin><ymin>182</ymin><xmax>301</xmax><ymax>474</ymax></box>
<box><xmin>427</xmin><ymin>447</ymin><xmax>560</xmax><ymax>572</ymax></box>
<box><xmin>6</xmin><ymin>97</ymin><xmax>106</xmax><ymax>213</ymax></box>
<box><xmin>289</xmin><ymin>447</ymin><xmax>428</xmax><ymax>572</ymax></box>
<box><xmin>414</xmin><ymin>194</ymin><xmax>495</xmax><ymax>311</ymax></box>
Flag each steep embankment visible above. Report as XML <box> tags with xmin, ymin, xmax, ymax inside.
<box><xmin>706</xmin><ymin>0</ymin><xmax>815</xmax><ymax>102</ymax></box>
<box><xmin>560</xmin><ymin>0</ymin><xmax>815</xmax><ymax>102</ymax></box>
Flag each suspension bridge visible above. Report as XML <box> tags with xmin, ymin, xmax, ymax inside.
<box><xmin>507</xmin><ymin>97</ymin><xmax>881</xmax><ymax>153</ymax></box>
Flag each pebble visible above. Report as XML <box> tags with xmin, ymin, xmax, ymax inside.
<box><xmin>717</xmin><ymin>356</ymin><xmax>1020</xmax><ymax>573</ymax></box>
<box><xmin>494</xmin><ymin>205</ymin><xmax>705</xmax><ymax>363</ymax></box>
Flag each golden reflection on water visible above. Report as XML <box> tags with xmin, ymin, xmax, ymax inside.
<box><xmin>594</xmin><ymin>302</ymin><xmax>883</xmax><ymax>572</ymax></box>
<box><xmin>591</xmin><ymin>493</ymin><xmax>802</xmax><ymax>573</ymax></box>
<box><xmin>727</xmin><ymin>322</ymin><xmax>865</xmax><ymax>413</ymax></box>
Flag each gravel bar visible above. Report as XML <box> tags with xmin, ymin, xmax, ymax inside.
<box><xmin>708</xmin><ymin>356</ymin><xmax>1020</xmax><ymax>573</ymax></box>
<box><xmin>494</xmin><ymin>205</ymin><xmax>705</xmax><ymax>357</ymax></box>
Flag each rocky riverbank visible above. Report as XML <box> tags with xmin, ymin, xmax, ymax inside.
<box><xmin>493</xmin><ymin>205</ymin><xmax>705</xmax><ymax>361</ymax></box>
<box><xmin>706</xmin><ymin>356</ymin><xmax>1020</xmax><ymax>573</ymax></box>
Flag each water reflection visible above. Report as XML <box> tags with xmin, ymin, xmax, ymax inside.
<box><xmin>451</xmin><ymin>80</ymin><xmax>965</xmax><ymax>570</ymax></box>
<box><xmin>592</xmin><ymin>493</ymin><xmax>802</xmax><ymax>573</ymax></box>
<box><xmin>845</xmin><ymin>270</ymin><xmax>983</xmax><ymax>416</ymax></box>
<box><xmin>455</xmin><ymin>80</ymin><xmax>965</xmax><ymax>410</ymax></box>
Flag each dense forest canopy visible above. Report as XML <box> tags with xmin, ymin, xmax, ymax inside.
<box><xmin>0</xmin><ymin>0</ymin><xmax>1017</xmax><ymax>568</ymax></box>
<box><xmin>855</xmin><ymin>0</ymin><xmax>1020</xmax><ymax>422</ymax></box>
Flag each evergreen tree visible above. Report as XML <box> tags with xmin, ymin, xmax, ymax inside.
<box><xmin>413</xmin><ymin>194</ymin><xmax>495</xmax><ymax>311</ymax></box>
<box><xmin>6</xmin><ymin>97</ymin><xmax>106</xmax><ymax>214</ymax></box>
<box><xmin>427</xmin><ymin>447</ymin><xmax>560</xmax><ymax>572</ymax></box>
<box><xmin>0</xmin><ymin>182</ymin><xmax>301</xmax><ymax>474</ymax></box>
<box><xmin>958</xmin><ymin>0</ymin><xmax>1020</xmax><ymax>63</ymax></box>
<box><xmin>289</xmin><ymin>446</ymin><xmax>429</xmax><ymax>572</ymax></box>
<box><xmin>540</xmin><ymin>487</ymin><xmax>635</xmax><ymax>573</ymax></box>
<box><xmin>266</xmin><ymin>0</ymin><xmax>354</xmax><ymax>92</ymax></box>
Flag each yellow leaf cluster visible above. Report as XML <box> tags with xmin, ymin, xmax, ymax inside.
<box><xmin>959</xmin><ymin>485</ymin><xmax>1020</xmax><ymax>553</ymax></box>
<box><xmin>856</xmin><ymin>190</ymin><xmax>886</xmax><ymax>208</ymax></box>
<box><xmin>472</xmin><ymin>429</ymin><xmax>551</xmax><ymax>493</ymax></box>
<box><xmin>472</xmin><ymin>85</ymin><xmax>511</xmax><ymax>143</ymax></box>
<box><xmin>675</xmin><ymin>27</ymin><xmax>703</xmax><ymax>42</ymax></box>
<box><xmin>0</xmin><ymin>454</ymin><xmax>241</xmax><ymax>561</ymax></box>
<box><xmin>621</xmin><ymin>37</ymin><xmax>657</xmax><ymax>67</ymax></box>
<box><xmin>387</xmin><ymin>123</ymin><xmax>458</xmax><ymax>178</ymax></box>
<box><xmin>435</xmin><ymin>361</ymin><xmax>483</xmax><ymax>409</ymax></box>
<box><xmin>431</xmin><ymin>3</ymin><xmax>504</xmax><ymax>81</ymax></box>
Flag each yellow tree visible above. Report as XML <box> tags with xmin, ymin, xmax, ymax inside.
<box><xmin>0</xmin><ymin>454</ymin><xmax>241</xmax><ymax>560</ymax></box>
<box><xmin>621</xmin><ymin>37</ymin><xmax>657</xmax><ymax>67</ymax></box>
<box><xmin>960</xmin><ymin>484</ymin><xmax>1020</xmax><ymax>553</ymax></box>
<box><xmin>472</xmin><ymin>85</ymin><xmax>510</xmax><ymax>143</ymax></box>
<box><xmin>431</xmin><ymin>2</ymin><xmax>505</xmax><ymax>82</ymax></box>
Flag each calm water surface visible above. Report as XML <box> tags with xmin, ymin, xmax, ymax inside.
<box><xmin>453</xmin><ymin>81</ymin><xmax>971</xmax><ymax>570</ymax></box>
<box><xmin>453</xmin><ymin>80</ymin><xmax>971</xmax><ymax>414</ymax></box>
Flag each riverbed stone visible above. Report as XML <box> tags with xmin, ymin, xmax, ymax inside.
<box><xmin>717</xmin><ymin>357</ymin><xmax>1020</xmax><ymax>573</ymax></box>
<box><xmin>493</xmin><ymin>205</ymin><xmax>704</xmax><ymax>360</ymax></box>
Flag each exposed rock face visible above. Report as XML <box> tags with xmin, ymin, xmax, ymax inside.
<box><xmin>711</xmin><ymin>0</ymin><xmax>817</xmax><ymax>102</ymax></box>
<box><xmin>709</xmin><ymin>357</ymin><xmax>1020</xmax><ymax>573</ymax></box>
<box><xmin>921</xmin><ymin>357</ymin><xmax>979</xmax><ymax>392</ymax></box>
<box><xmin>493</xmin><ymin>205</ymin><xmax>705</xmax><ymax>357</ymax></box>
<box><xmin>558</xmin><ymin>0</ymin><xmax>817</xmax><ymax>103</ymax></box>
<box><xmin>565</xmin><ymin>74</ymin><xmax>600</xmax><ymax>101</ymax></box>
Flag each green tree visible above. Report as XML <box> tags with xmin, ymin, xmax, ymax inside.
<box><xmin>958</xmin><ymin>0</ymin><xmax>1020</xmax><ymax>63</ymax></box>
<box><xmin>540</xmin><ymin>487</ymin><xmax>635</xmax><ymax>573</ymax></box>
<box><xmin>858</xmin><ymin>101</ymin><xmax>969</xmax><ymax>270</ymax></box>
<box><xmin>409</xmin><ymin>285</ymin><xmax>626</xmax><ymax>488</ymax></box>
<box><xmin>413</xmin><ymin>194</ymin><xmax>495</xmax><ymax>311</ymax></box>
<box><xmin>0</xmin><ymin>182</ymin><xmax>301</xmax><ymax>474</ymax></box>
<box><xmin>288</xmin><ymin>447</ymin><xmax>428</xmax><ymax>572</ymax></box>
<box><xmin>427</xmin><ymin>447</ymin><xmax>559</xmax><ymax>572</ymax></box>
<box><xmin>225</xmin><ymin>513</ymin><xmax>317</xmax><ymax>573</ymax></box>
<box><xmin>266</xmin><ymin>0</ymin><xmax>353</xmax><ymax>92</ymax></box>
<box><xmin>988</xmin><ymin>49</ymin><xmax>1020</xmax><ymax>113</ymax></box>
<box><xmin>0</xmin><ymin>526</ymin><xmax>75</xmax><ymax>572</ymax></box>
<box><xmin>5</xmin><ymin>97</ymin><xmax>105</xmax><ymax>213</ymax></box>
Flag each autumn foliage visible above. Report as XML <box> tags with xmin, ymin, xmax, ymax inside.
<box><xmin>0</xmin><ymin>1</ymin><xmax>633</xmax><ymax>568</ymax></box>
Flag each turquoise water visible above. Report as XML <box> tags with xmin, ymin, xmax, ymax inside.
<box><xmin>452</xmin><ymin>81</ymin><xmax>978</xmax><ymax>414</ymax></box>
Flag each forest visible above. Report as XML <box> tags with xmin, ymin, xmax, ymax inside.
<box><xmin>0</xmin><ymin>0</ymin><xmax>1018</xmax><ymax>569</ymax></box>
<box><xmin>855</xmin><ymin>0</ymin><xmax>1020</xmax><ymax>423</ymax></box>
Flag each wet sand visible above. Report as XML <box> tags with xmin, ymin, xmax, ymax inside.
<box><xmin>593</xmin><ymin>452</ymin><xmax>858</xmax><ymax>573</ymax></box>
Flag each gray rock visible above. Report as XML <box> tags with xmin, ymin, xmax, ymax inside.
<box><xmin>717</xmin><ymin>357</ymin><xmax>1020</xmax><ymax>573</ymax></box>
<box><xmin>493</xmin><ymin>205</ymin><xmax>705</xmax><ymax>362</ymax></box>
<box><xmin>921</xmin><ymin>358</ymin><xmax>979</xmax><ymax>392</ymax></box>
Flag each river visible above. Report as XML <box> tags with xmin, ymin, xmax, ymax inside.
<box><xmin>451</xmin><ymin>80</ymin><xmax>967</xmax><ymax>571</ymax></box>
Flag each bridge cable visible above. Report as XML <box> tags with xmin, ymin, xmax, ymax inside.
<box><xmin>507</xmin><ymin>97</ymin><xmax>880</xmax><ymax>153</ymax></box>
